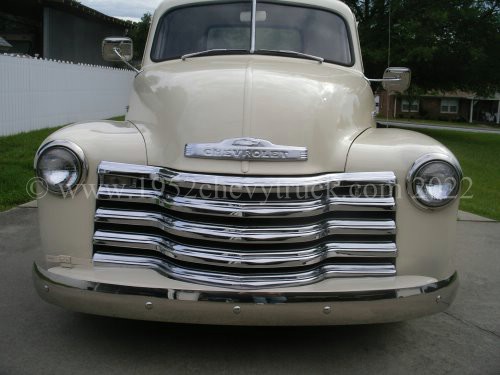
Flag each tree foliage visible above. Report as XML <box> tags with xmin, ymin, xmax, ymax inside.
<box><xmin>129</xmin><ymin>12</ymin><xmax>152</xmax><ymax>64</ymax></box>
<box><xmin>343</xmin><ymin>0</ymin><xmax>500</xmax><ymax>95</ymax></box>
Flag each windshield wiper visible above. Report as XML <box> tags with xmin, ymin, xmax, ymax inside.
<box><xmin>181</xmin><ymin>49</ymin><xmax>248</xmax><ymax>61</ymax></box>
<box><xmin>181</xmin><ymin>48</ymin><xmax>324</xmax><ymax>63</ymax></box>
<box><xmin>254</xmin><ymin>49</ymin><xmax>324</xmax><ymax>63</ymax></box>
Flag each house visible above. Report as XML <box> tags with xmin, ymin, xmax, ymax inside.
<box><xmin>377</xmin><ymin>90</ymin><xmax>500</xmax><ymax>125</ymax></box>
<box><xmin>0</xmin><ymin>0</ymin><xmax>132</xmax><ymax>65</ymax></box>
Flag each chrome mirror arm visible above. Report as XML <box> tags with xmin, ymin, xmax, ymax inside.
<box><xmin>367</xmin><ymin>67</ymin><xmax>411</xmax><ymax>93</ymax></box>
<box><xmin>367</xmin><ymin>77</ymin><xmax>402</xmax><ymax>83</ymax></box>
<box><xmin>113</xmin><ymin>47</ymin><xmax>141</xmax><ymax>74</ymax></box>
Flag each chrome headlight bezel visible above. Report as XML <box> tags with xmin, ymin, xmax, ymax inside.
<box><xmin>34</xmin><ymin>140</ymin><xmax>88</xmax><ymax>196</ymax></box>
<box><xmin>406</xmin><ymin>153</ymin><xmax>462</xmax><ymax>210</ymax></box>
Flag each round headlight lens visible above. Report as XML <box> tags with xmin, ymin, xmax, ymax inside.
<box><xmin>408</xmin><ymin>156</ymin><xmax>461</xmax><ymax>209</ymax></box>
<box><xmin>35</xmin><ymin>143</ymin><xmax>85</xmax><ymax>195</ymax></box>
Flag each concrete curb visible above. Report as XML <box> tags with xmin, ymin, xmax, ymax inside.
<box><xmin>379</xmin><ymin>121</ymin><xmax>500</xmax><ymax>134</ymax></box>
<box><xmin>457</xmin><ymin>210</ymin><xmax>496</xmax><ymax>222</ymax></box>
<box><xmin>18</xmin><ymin>200</ymin><xmax>38</xmax><ymax>208</ymax></box>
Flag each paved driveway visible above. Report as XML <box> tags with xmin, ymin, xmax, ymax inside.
<box><xmin>0</xmin><ymin>207</ymin><xmax>499</xmax><ymax>375</ymax></box>
<box><xmin>378</xmin><ymin>120</ymin><xmax>500</xmax><ymax>134</ymax></box>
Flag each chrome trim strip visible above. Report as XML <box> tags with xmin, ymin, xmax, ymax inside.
<box><xmin>34</xmin><ymin>262</ymin><xmax>457</xmax><ymax>304</ymax></box>
<box><xmin>98</xmin><ymin>161</ymin><xmax>397</xmax><ymax>193</ymax></box>
<box><xmin>97</xmin><ymin>187</ymin><xmax>396</xmax><ymax>218</ymax></box>
<box><xmin>92</xmin><ymin>253</ymin><xmax>397</xmax><ymax>289</ymax></box>
<box><xmin>95</xmin><ymin>208</ymin><xmax>396</xmax><ymax>244</ymax></box>
<box><xmin>93</xmin><ymin>230</ymin><xmax>397</xmax><ymax>268</ymax></box>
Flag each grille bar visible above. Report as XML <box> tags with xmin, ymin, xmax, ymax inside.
<box><xmin>94</xmin><ymin>230</ymin><xmax>398</xmax><ymax>269</ymax></box>
<box><xmin>95</xmin><ymin>208</ymin><xmax>396</xmax><ymax>244</ymax></box>
<box><xmin>97</xmin><ymin>187</ymin><xmax>396</xmax><ymax>218</ymax></box>
<box><xmin>98</xmin><ymin>161</ymin><xmax>397</xmax><ymax>193</ymax></box>
<box><xmin>93</xmin><ymin>253</ymin><xmax>397</xmax><ymax>289</ymax></box>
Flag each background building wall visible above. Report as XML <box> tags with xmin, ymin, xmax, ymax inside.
<box><xmin>43</xmin><ymin>7</ymin><xmax>126</xmax><ymax>65</ymax></box>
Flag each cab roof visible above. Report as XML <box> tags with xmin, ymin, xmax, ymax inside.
<box><xmin>154</xmin><ymin>0</ymin><xmax>355</xmax><ymax>20</ymax></box>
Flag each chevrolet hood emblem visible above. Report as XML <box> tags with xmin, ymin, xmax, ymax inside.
<box><xmin>185</xmin><ymin>138</ymin><xmax>308</xmax><ymax>161</ymax></box>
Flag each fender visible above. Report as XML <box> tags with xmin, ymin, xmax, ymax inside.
<box><xmin>36</xmin><ymin>121</ymin><xmax>147</xmax><ymax>266</ymax></box>
<box><xmin>346</xmin><ymin>127</ymin><xmax>459</xmax><ymax>280</ymax></box>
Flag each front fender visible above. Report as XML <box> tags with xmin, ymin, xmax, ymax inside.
<box><xmin>36</xmin><ymin>121</ymin><xmax>147</xmax><ymax>266</ymax></box>
<box><xmin>346</xmin><ymin>128</ymin><xmax>459</xmax><ymax>280</ymax></box>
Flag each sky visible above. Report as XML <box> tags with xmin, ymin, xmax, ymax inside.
<box><xmin>79</xmin><ymin>0</ymin><xmax>163</xmax><ymax>23</ymax></box>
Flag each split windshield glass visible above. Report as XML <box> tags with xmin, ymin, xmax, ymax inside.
<box><xmin>151</xmin><ymin>1</ymin><xmax>353</xmax><ymax>66</ymax></box>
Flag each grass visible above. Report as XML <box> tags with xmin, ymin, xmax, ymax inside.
<box><xmin>108</xmin><ymin>116</ymin><xmax>125</xmax><ymax>121</ymax></box>
<box><xmin>405</xmin><ymin>128</ymin><xmax>500</xmax><ymax>221</ymax></box>
<box><xmin>0</xmin><ymin>126</ymin><xmax>63</xmax><ymax>211</ymax></box>
<box><xmin>0</xmin><ymin>116</ymin><xmax>126</xmax><ymax>212</ymax></box>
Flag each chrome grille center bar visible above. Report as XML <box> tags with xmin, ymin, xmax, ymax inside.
<box><xmin>97</xmin><ymin>187</ymin><xmax>396</xmax><ymax>218</ymax></box>
<box><xmin>94</xmin><ymin>161</ymin><xmax>398</xmax><ymax>289</ymax></box>
<box><xmin>95</xmin><ymin>208</ymin><xmax>396</xmax><ymax>244</ymax></box>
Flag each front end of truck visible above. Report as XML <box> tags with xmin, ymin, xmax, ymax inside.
<box><xmin>33</xmin><ymin>0</ymin><xmax>460</xmax><ymax>325</ymax></box>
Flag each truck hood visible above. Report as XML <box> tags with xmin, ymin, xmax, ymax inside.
<box><xmin>127</xmin><ymin>55</ymin><xmax>375</xmax><ymax>175</ymax></box>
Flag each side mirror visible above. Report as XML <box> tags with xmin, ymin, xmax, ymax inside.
<box><xmin>102</xmin><ymin>37</ymin><xmax>133</xmax><ymax>62</ymax></box>
<box><xmin>382</xmin><ymin>67</ymin><xmax>411</xmax><ymax>93</ymax></box>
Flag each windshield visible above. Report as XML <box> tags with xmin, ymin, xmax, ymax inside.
<box><xmin>151</xmin><ymin>2</ymin><xmax>353</xmax><ymax>66</ymax></box>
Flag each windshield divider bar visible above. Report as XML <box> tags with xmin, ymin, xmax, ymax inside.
<box><xmin>250</xmin><ymin>0</ymin><xmax>256</xmax><ymax>53</ymax></box>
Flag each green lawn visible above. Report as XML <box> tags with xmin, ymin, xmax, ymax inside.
<box><xmin>407</xmin><ymin>128</ymin><xmax>500</xmax><ymax>221</ymax></box>
<box><xmin>0</xmin><ymin>126</ymin><xmax>63</xmax><ymax>211</ymax></box>
<box><xmin>0</xmin><ymin>116</ymin><xmax>125</xmax><ymax>212</ymax></box>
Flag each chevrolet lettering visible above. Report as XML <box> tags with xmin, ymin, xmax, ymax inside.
<box><xmin>185</xmin><ymin>138</ymin><xmax>308</xmax><ymax>161</ymax></box>
<box><xmin>33</xmin><ymin>0</ymin><xmax>461</xmax><ymax>325</ymax></box>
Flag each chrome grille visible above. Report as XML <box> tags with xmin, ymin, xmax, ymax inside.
<box><xmin>93</xmin><ymin>161</ymin><xmax>397</xmax><ymax>289</ymax></box>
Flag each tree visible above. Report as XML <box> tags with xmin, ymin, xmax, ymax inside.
<box><xmin>343</xmin><ymin>0</ymin><xmax>500</xmax><ymax>95</ymax></box>
<box><xmin>129</xmin><ymin>12</ymin><xmax>152</xmax><ymax>64</ymax></box>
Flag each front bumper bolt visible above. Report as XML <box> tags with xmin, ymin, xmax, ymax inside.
<box><xmin>436</xmin><ymin>295</ymin><xmax>442</xmax><ymax>304</ymax></box>
<box><xmin>233</xmin><ymin>306</ymin><xmax>241</xmax><ymax>315</ymax></box>
<box><xmin>43</xmin><ymin>285</ymin><xmax>49</xmax><ymax>293</ymax></box>
<box><xmin>323</xmin><ymin>306</ymin><xmax>332</xmax><ymax>315</ymax></box>
<box><xmin>145</xmin><ymin>301</ymin><xmax>153</xmax><ymax>310</ymax></box>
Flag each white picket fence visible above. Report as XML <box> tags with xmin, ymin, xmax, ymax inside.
<box><xmin>0</xmin><ymin>54</ymin><xmax>135</xmax><ymax>136</ymax></box>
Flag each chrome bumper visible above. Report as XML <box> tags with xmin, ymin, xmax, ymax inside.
<box><xmin>33</xmin><ymin>263</ymin><xmax>458</xmax><ymax>326</ymax></box>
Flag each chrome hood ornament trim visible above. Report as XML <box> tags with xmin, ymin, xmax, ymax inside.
<box><xmin>185</xmin><ymin>138</ymin><xmax>308</xmax><ymax>161</ymax></box>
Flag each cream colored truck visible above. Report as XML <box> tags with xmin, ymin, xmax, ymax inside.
<box><xmin>33</xmin><ymin>0</ymin><xmax>462</xmax><ymax>325</ymax></box>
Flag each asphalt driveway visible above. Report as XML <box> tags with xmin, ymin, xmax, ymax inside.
<box><xmin>0</xmin><ymin>207</ymin><xmax>499</xmax><ymax>375</ymax></box>
<box><xmin>378</xmin><ymin>120</ymin><xmax>500</xmax><ymax>134</ymax></box>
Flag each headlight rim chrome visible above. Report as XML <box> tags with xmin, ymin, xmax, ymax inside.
<box><xmin>406</xmin><ymin>153</ymin><xmax>462</xmax><ymax>211</ymax></box>
<box><xmin>34</xmin><ymin>140</ymin><xmax>88</xmax><ymax>196</ymax></box>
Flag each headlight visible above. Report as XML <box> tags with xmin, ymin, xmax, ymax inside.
<box><xmin>35</xmin><ymin>140</ymin><xmax>87</xmax><ymax>195</ymax></box>
<box><xmin>407</xmin><ymin>153</ymin><xmax>462</xmax><ymax>209</ymax></box>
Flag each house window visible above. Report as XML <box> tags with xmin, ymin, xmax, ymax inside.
<box><xmin>441</xmin><ymin>99</ymin><xmax>459</xmax><ymax>114</ymax></box>
<box><xmin>401</xmin><ymin>99</ymin><xmax>419</xmax><ymax>112</ymax></box>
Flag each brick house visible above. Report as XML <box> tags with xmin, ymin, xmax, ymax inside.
<box><xmin>376</xmin><ymin>90</ymin><xmax>500</xmax><ymax>125</ymax></box>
